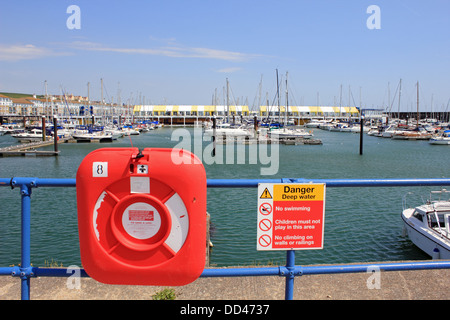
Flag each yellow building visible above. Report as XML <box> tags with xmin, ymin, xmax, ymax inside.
<box><xmin>134</xmin><ymin>105</ymin><xmax>250</xmax><ymax>117</ymax></box>
<box><xmin>259</xmin><ymin>105</ymin><xmax>359</xmax><ymax>117</ymax></box>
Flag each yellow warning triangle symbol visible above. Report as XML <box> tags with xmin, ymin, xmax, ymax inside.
<box><xmin>260</xmin><ymin>188</ymin><xmax>272</xmax><ymax>199</ymax></box>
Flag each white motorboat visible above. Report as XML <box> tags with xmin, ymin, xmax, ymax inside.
<box><xmin>391</xmin><ymin>127</ymin><xmax>432</xmax><ymax>140</ymax></box>
<box><xmin>101</xmin><ymin>129</ymin><xmax>122</xmax><ymax>140</ymax></box>
<box><xmin>350</xmin><ymin>125</ymin><xmax>370</xmax><ymax>133</ymax></box>
<box><xmin>318</xmin><ymin>121</ymin><xmax>335</xmax><ymax>130</ymax></box>
<box><xmin>72</xmin><ymin>130</ymin><xmax>114</xmax><ymax>142</ymax></box>
<box><xmin>0</xmin><ymin>124</ymin><xmax>23</xmax><ymax>135</ymax></box>
<box><xmin>305</xmin><ymin>119</ymin><xmax>325</xmax><ymax>128</ymax></box>
<box><xmin>121</xmin><ymin>125</ymin><xmax>140</xmax><ymax>136</ymax></box>
<box><xmin>328</xmin><ymin>123</ymin><xmax>349</xmax><ymax>132</ymax></box>
<box><xmin>268</xmin><ymin>127</ymin><xmax>313</xmax><ymax>139</ymax></box>
<box><xmin>12</xmin><ymin>129</ymin><xmax>50</xmax><ymax>143</ymax></box>
<box><xmin>341</xmin><ymin>125</ymin><xmax>355</xmax><ymax>133</ymax></box>
<box><xmin>204</xmin><ymin>123</ymin><xmax>253</xmax><ymax>137</ymax></box>
<box><xmin>429</xmin><ymin>130</ymin><xmax>450</xmax><ymax>145</ymax></box>
<box><xmin>367</xmin><ymin>126</ymin><xmax>379</xmax><ymax>136</ymax></box>
<box><xmin>380</xmin><ymin>124</ymin><xmax>405</xmax><ymax>138</ymax></box>
<box><xmin>401</xmin><ymin>189</ymin><xmax>450</xmax><ymax>259</ymax></box>
<box><xmin>103</xmin><ymin>126</ymin><xmax>125</xmax><ymax>140</ymax></box>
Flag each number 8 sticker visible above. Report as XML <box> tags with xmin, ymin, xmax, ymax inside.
<box><xmin>93</xmin><ymin>162</ymin><xmax>108</xmax><ymax>177</ymax></box>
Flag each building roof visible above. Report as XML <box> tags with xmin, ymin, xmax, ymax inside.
<box><xmin>0</xmin><ymin>93</ymin><xmax>12</xmax><ymax>100</ymax></box>
<box><xmin>11</xmin><ymin>97</ymin><xmax>34</xmax><ymax>105</ymax></box>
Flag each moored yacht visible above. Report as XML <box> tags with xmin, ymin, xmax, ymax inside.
<box><xmin>391</xmin><ymin>127</ymin><xmax>432</xmax><ymax>140</ymax></box>
<box><xmin>429</xmin><ymin>130</ymin><xmax>450</xmax><ymax>145</ymax></box>
<box><xmin>11</xmin><ymin>128</ymin><xmax>49</xmax><ymax>143</ymax></box>
<box><xmin>204</xmin><ymin>123</ymin><xmax>253</xmax><ymax>137</ymax></box>
<box><xmin>268</xmin><ymin>127</ymin><xmax>313</xmax><ymax>139</ymax></box>
<box><xmin>401</xmin><ymin>189</ymin><xmax>450</xmax><ymax>259</ymax></box>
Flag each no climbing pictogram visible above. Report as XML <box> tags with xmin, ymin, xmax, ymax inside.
<box><xmin>258</xmin><ymin>234</ymin><xmax>271</xmax><ymax>247</ymax></box>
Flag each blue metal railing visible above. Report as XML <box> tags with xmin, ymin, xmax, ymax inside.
<box><xmin>1</xmin><ymin>176</ymin><xmax>450</xmax><ymax>300</ymax></box>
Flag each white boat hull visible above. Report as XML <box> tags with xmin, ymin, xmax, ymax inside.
<box><xmin>392</xmin><ymin>134</ymin><xmax>431</xmax><ymax>140</ymax></box>
<box><xmin>12</xmin><ymin>131</ymin><xmax>51</xmax><ymax>143</ymax></box>
<box><xmin>429</xmin><ymin>138</ymin><xmax>450</xmax><ymax>145</ymax></box>
<box><xmin>13</xmin><ymin>136</ymin><xmax>45</xmax><ymax>143</ymax></box>
<box><xmin>204</xmin><ymin>128</ymin><xmax>253</xmax><ymax>137</ymax></box>
<box><xmin>305</xmin><ymin>122</ymin><xmax>321</xmax><ymax>128</ymax></box>
<box><xmin>268</xmin><ymin>128</ymin><xmax>313</xmax><ymax>139</ymax></box>
<box><xmin>72</xmin><ymin>132</ymin><xmax>114</xmax><ymax>142</ymax></box>
<box><xmin>401</xmin><ymin>208</ymin><xmax>450</xmax><ymax>259</ymax></box>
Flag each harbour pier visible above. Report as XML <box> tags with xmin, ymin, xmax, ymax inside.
<box><xmin>0</xmin><ymin>138</ymin><xmax>67</xmax><ymax>157</ymax></box>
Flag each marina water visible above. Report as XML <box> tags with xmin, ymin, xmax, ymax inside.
<box><xmin>1</xmin><ymin>127</ymin><xmax>448</xmax><ymax>267</ymax></box>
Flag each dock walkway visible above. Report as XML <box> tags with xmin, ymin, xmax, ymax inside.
<box><xmin>1</xmin><ymin>262</ymin><xmax>448</xmax><ymax>300</ymax></box>
<box><xmin>0</xmin><ymin>138</ymin><xmax>67</xmax><ymax>157</ymax></box>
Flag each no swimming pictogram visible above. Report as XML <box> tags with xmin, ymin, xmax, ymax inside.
<box><xmin>259</xmin><ymin>202</ymin><xmax>272</xmax><ymax>215</ymax></box>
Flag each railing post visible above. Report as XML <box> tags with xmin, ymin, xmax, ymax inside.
<box><xmin>20</xmin><ymin>183</ymin><xmax>32</xmax><ymax>300</ymax></box>
<box><xmin>285</xmin><ymin>250</ymin><xmax>295</xmax><ymax>300</ymax></box>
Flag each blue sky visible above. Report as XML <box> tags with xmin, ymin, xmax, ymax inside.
<box><xmin>0</xmin><ymin>0</ymin><xmax>449</xmax><ymax>112</ymax></box>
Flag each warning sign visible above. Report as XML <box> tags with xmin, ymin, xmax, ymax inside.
<box><xmin>257</xmin><ymin>183</ymin><xmax>326</xmax><ymax>251</ymax></box>
<box><xmin>260</xmin><ymin>188</ymin><xmax>272</xmax><ymax>199</ymax></box>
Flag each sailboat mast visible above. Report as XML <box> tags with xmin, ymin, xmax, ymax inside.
<box><xmin>101</xmin><ymin>78</ymin><xmax>104</xmax><ymax>125</ymax></box>
<box><xmin>45</xmin><ymin>80</ymin><xmax>48</xmax><ymax>117</ymax></box>
<box><xmin>339</xmin><ymin>84</ymin><xmax>342</xmax><ymax>120</ymax></box>
<box><xmin>226</xmin><ymin>78</ymin><xmax>229</xmax><ymax>124</ymax></box>
<box><xmin>416</xmin><ymin>81</ymin><xmax>420</xmax><ymax>126</ymax></box>
<box><xmin>276</xmin><ymin>69</ymin><xmax>280</xmax><ymax>123</ymax></box>
<box><xmin>398</xmin><ymin>78</ymin><xmax>402</xmax><ymax>120</ymax></box>
<box><xmin>285</xmin><ymin>71</ymin><xmax>288</xmax><ymax>128</ymax></box>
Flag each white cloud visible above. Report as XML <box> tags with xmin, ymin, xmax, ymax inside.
<box><xmin>69</xmin><ymin>41</ymin><xmax>259</xmax><ymax>62</ymax></box>
<box><xmin>216</xmin><ymin>67</ymin><xmax>242</xmax><ymax>73</ymax></box>
<box><xmin>0</xmin><ymin>44</ymin><xmax>68</xmax><ymax>61</ymax></box>
<box><xmin>0</xmin><ymin>41</ymin><xmax>261</xmax><ymax>63</ymax></box>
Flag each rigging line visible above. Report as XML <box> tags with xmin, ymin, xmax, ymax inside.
<box><xmin>227</xmin><ymin>81</ymin><xmax>237</xmax><ymax>106</ymax></box>
<box><xmin>129</xmin><ymin>133</ymin><xmax>133</xmax><ymax>147</ymax></box>
<box><xmin>250</xmin><ymin>74</ymin><xmax>263</xmax><ymax>111</ymax></box>
<box><xmin>285</xmin><ymin>75</ymin><xmax>298</xmax><ymax>106</ymax></box>
<box><xmin>60</xmin><ymin>86</ymin><xmax>73</xmax><ymax>118</ymax></box>
<box><xmin>388</xmin><ymin>81</ymin><xmax>400</xmax><ymax>113</ymax></box>
<box><xmin>103</xmin><ymin>81</ymin><xmax>112</xmax><ymax>104</ymax></box>
<box><xmin>350</xmin><ymin>88</ymin><xmax>357</xmax><ymax>108</ymax></box>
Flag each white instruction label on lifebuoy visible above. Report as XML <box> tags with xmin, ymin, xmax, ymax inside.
<box><xmin>122</xmin><ymin>202</ymin><xmax>160</xmax><ymax>240</ymax></box>
<box><xmin>130</xmin><ymin>176</ymin><xmax>150</xmax><ymax>193</ymax></box>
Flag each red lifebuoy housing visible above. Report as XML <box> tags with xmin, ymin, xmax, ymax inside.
<box><xmin>76</xmin><ymin>148</ymin><xmax>207</xmax><ymax>286</ymax></box>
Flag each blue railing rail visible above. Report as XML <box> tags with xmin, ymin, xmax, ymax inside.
<box><xmin>1</xmin><ymin>176</ymin><xmax>450</xmax><ymax>300</ymax></box>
